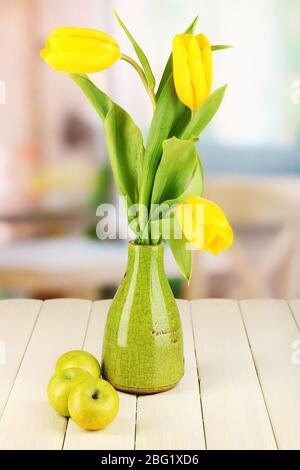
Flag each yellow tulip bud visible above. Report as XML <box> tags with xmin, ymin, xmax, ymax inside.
<box><xmin>177</xmin><ymin>196</ymin><xmax>233</xmax><ymax>255</ymax></box>
<box><xmin>172</xmin><ymin>34</ymin><xmax>213</xmax><ymax>110</ymax></box>
<box><xmin>40</xmin><ymin>27</ymin><xmax>121</xmax><ymax>74</ymax></box>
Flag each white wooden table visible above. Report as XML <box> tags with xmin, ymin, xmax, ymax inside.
<box><xmin>0</xmin><ymin>299</ymin><xmax>300</xmax><ymax>451</ymax></box>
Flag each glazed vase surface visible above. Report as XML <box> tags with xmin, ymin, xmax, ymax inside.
<box><xmin>101</xmin><ymin>242</ymin><xmax>184</xmax><ymax>394</ymax></box>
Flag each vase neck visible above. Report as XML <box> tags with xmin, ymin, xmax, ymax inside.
<box><xmin>127</xmin><ymin>243</ymin><xmax>165</xmax><ymax>275</ymax></box>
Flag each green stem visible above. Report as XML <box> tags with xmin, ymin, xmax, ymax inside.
<box><xmin>138</xmin><ymin>163</ymin><xmax>156</xmax><ymax>244</ymax></box>
<box><xmin>121</xmin><ymin>54</ymin><xmax>157</xmax><ymax>242</ymax></box>
<box><xmin>121</xmin><ymin>54</ymin><xmax>157</xmax><ymax>110</ymax></box>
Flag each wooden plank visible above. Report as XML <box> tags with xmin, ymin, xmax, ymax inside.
<box><xmin>135</xmin><ymin>300</ymin><xmax>205</xmax><ymax>450</ymax></box>
<box><xmin>0</xmin><ymin>299</ymin><xmax>92</xmax><ymax>450</ymax></box>
<box><xmin>240</xmin><ymin>299</ymin><xmax>300</xmax><ymax>450</ymax></box>
<box><xmin>289</xmin><ymin>300</ymin><xmax>300</xmax><ymax>330</ymax></box>
<box><xmin>64</xmin><ymin>300</ymin><xmax>136</xmax><ymax>450</ymax></box>
<box><xmin>0</xmin><ymin>299</ymin><xmax>42</xmax><ymax>418</ymax></box>
<box><xmin>191</xmin><ymin>299</ymin><xmax>276</xmax><ymax>450</ymax></box>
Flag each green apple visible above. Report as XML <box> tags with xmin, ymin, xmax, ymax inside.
<box><xmin>68</xmin><ymin>377</ymin><xmax>119</xmax><ymax>430</ymax></box>
<box><xmin>47</xmin><ymin>368</ymin><xmax>91</xmax><ymax>417</ymax></box>
<box><xmin>55</xmin><ymin>350</ymin><xmax>101</xmax><ymax>378</ymax></box>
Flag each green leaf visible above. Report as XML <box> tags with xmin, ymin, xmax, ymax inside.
<box><xmin>149</xmin><ymin>215</ymin><xmax>192</xmax><ymax>281</ymax></box>
<box><xmin>145</xmin><ymin>141</ymin><xmax>203</xmax><ymax>243</ymax></box>
<box><xmin>166</xmin><ymin>217</ymin><xmax>192</xmax><ymax>282</ymax></box>
<box><xmin>170</xmin><ymin>101</ymin><xmax>191</xmax><ymax>138</ymax></box>
<box><xmin>68</xmin><ymin>73</ymin><xmax>111</xmax><ymax>119</ymax></box>
<box><xmin>104</xmin><ymin>106</ymin><xmax>144</xmax><ymax>205</ymax></box>
<box><xmin>183</xmin><ymin>158</ymin><xmax>204</xmax><ymax>199</ymax></box>
<box><xmin>139</xmin><ymin>16</ymin><xmax>200</xmax><ymax>209</ymax></box>
<box><xmin>157</xmin><ymin>16</ymin><xmax>198</xmax><ymax>99</ymax></box>
<box><xmin>150</xmin><ymin>156</ymin><xmax>203</xmax><ymax>224</ymax></box>
<box><xmin>70</xmin><ymin>74</ymin><xmax>144</xmax><ymax>207</ymax></box>
<box><xmin>212</xmin><ymin>45</ymin><xmax>233</xmax><ymax>51</ymax></box>
<box><xmin>181</xmin><ymin>85</ymin><xmax>227</xmax><ymax>140</ymax></box>
<box><xmin>144</xmin><ymin>143</ymin><xmax>203</xmax><ymax>279</ymax></box>
<box><xmin>114</xmin><ymin>9</ymin><xmax>156</xmax><ymax>90</ymax></box>
<box><xmin>139</xmin><ymin>75</ymin><xmax>179</xmax><ymax>211</ymax></box>
<box><xmin>149</xmin><ymin>157</ymin><xmax>203</xmax><ymax>277</ymax></box>
<box><xmin>151</xmin><ymin>137</ymin><xmax>198</xmax><ymax>207</ymax></box>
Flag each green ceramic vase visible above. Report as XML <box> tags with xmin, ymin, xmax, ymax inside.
<box><xmin>101</xmin><ymin>242</ymin><xmax>184</xmax><ymax>394</ymax></box>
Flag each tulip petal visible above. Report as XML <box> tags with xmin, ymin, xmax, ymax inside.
<box><xmin>172</xmin><ymin>33</ymin><xmax>214</xmax><ymax>110</ymax></box>
<box><xmin>188</xmin><ymin>36</ymin><xmax>207</xmax><ymax>108</ymax></box>
<box><xmin>40</xmin><ymin>27</ymin><xmax>121</xmax><ymax>74</ymax></box>
<box><xmin>172</xmin><ymin>35</ymin><xmax>194</xmax><ymax>109</ymax></box>
<box><xmin>176</xmin><ymin>197</ymin><xmax>205</xmax><ymax>249</ymax></box>
<box><xmin>176</xmin><ymin>196</ymin><xmax>233</xmax><ymax>255</ymax></box>
<box><xmin>196</xmin><ymin>34</ymin><xmax>213</xmax><ymax>94</ymax></box>
<box><xmin>50</xmin><ymin>27</ymin><xmax>118</xmax><ymax>46</ymax></box>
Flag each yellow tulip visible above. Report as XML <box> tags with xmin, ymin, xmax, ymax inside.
<box><xmin>176</xmin><ymin>196</ymin><xmax>233</xmax><ymax>255</ymax></box>
<box><xmin>172</xmin><ymin>34</ymin><xmax>213</xmax><ymax>110</ymax></box>
<box><xmin>40</xmin><ymin>27</ymin><xmax>121</xmax><ymax>74</ymax></box>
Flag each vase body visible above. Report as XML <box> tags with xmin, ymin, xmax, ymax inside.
<box><xmin>102</xmin><ymin>242</ymin><xmax>184</xmax><ymax>394</ymax></box>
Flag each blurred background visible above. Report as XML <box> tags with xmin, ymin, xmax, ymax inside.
<box><xmin>0</xmin><ymin>0</ymin><xmax>299</xmax><ymax>300</ymax></box>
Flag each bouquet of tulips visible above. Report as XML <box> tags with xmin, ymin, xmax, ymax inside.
<box><xmin>41</xmin><ymin>12</ymin><xmax>233</xmax><ymax>281</ymax></box>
